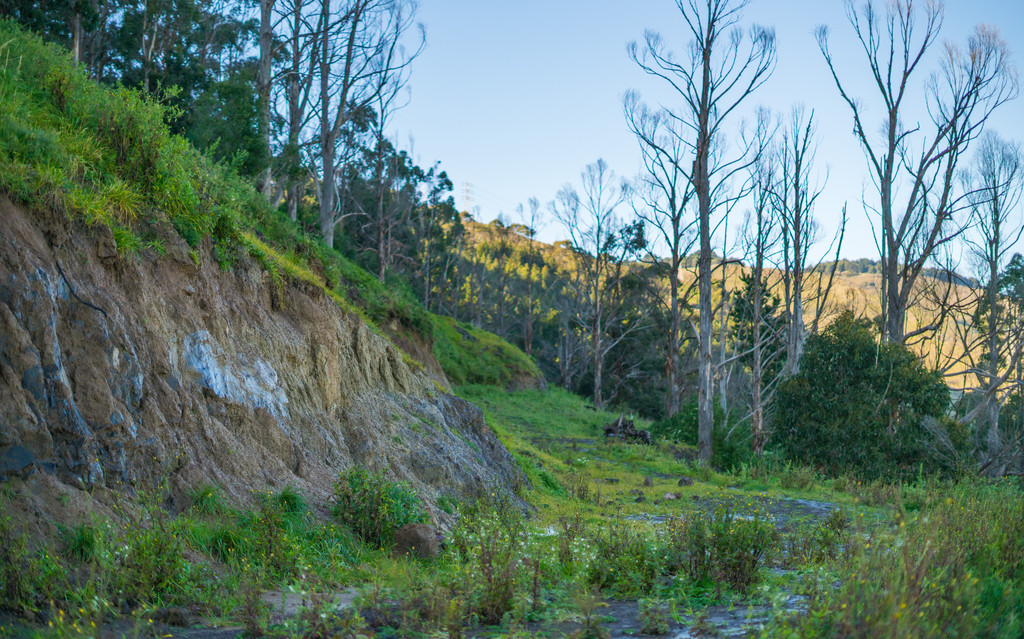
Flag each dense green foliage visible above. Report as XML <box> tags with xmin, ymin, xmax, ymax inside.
<box><xmin>650</xmin><ymin>396</ymin><xmax>752</xmax><ymax>471</ymax></box>
<box><xmin>773</xmin><ymin>312</ymin><xmax>953</xmax><ymax>480</ymax></box>
<box><xmin>0</xmin><ymin>0</ymin><xmax>267</xmax><ymax>177</ymax></box>
<box><xmin>332</xmin><ymin>468</ymin><xmax>427</xmax><ymax>548</ymax></box>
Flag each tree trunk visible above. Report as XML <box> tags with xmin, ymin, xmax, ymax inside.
<box><xmin>666</xmin><ymin>273</ymin><xmax>681</xmax><ymax>417</ymax></box>
<box><xmin>697</xmin><ymin>183</ymin><xmax>714</xmax><ymax>464</ymax></box>
<box><xmin>258</xmin><ymin>0</ymin><xmax>276</xmax><ymax>198</ymax></box>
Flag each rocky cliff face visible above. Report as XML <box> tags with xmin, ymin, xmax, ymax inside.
<box><xmin>0</xmin><ymin>198</ymin><xmax>526</xmax><ymax>520</ymax></box>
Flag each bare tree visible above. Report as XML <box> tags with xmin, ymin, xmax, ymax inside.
<box><xmin>628</xmin><ymin>0</ymin><xmax>775</xmax><ymax>463</ymax></box>
<box><xmin>625</xmin><ymin>93</ymin><xmax>697</xmax><ymax>417</ymax></box>
<box><xmin>257</xmin><ymin>0</ymin><xmax>277</xmax><ymax>198</ymax></box>
<box><xmin>817</xmin><ymin>0</ymin><xmax>1017</xmax><ymax>344</ymax></box>
<box><xmin>737</xmin><ymin>144</ymin><xmax>781</xmax><ymax>453</ymax></box>
<box><xmin>276</xmin><ymin>0</ymin><xmax>323</xmax><ymax>221</ymax></box>
<box><xmin>771</xmin><ymin>106</ymin><xmax>844</xmax><ymax>374</ymax></box>
<box><xmin>950</xmin><ymin>133</ymin><xmax>1024</xmax><ymax>473</ymax></box>
<box><xmin>551</xmin><ymin>160</ymin><xmax>645</xmax><ymax>408</ymax></box>
<box><xmin>314</xmin><ymin>0</ymin><xmax>423</xmax><ymax>249</ymax></box>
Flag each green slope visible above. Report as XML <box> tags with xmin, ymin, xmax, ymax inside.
<box><xmin>0</xmin><ymin>20</ymin><xmax>540</xmax><ymax>388</ymax></box>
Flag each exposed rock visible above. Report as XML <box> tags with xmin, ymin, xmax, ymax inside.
<box><xmin>0</xmin><ymin>197</ymin><xmax>527</xmax><ymax>524</ymax></box>
<box><xmin>393</xmin><ymin>523</ymin><xmax>443</xmax><ymax>559</ymax></box>
<box><xmin>677</xmin><ymin>476</ymin><xmax>694</xmax><ymax>487</ymax></box>
<box><xmin>643</xmin><ymin>475</ymin><xmax>654</xmax><ymax>487</ymax></box>
<box><xmin>0</xmin><ymin>444</ymin><xmax>35</xmax><ymax>479</ymax></box>
<box><xmin>662</xmin><ymin>492</ymin><xmax>678</xmax><ymax>500</ymax></box>
<box><xmin>95</xmin><ymin>227</ymin><xmax>118</xmax><ymax>261</ymax></box>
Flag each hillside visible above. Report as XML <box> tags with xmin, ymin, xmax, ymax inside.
<box><xmin>0</xmin><ymin>22</ymin><xmax>536</xmax><ymax>521</ymax></box>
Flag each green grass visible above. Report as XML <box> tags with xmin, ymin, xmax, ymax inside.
<box><xmin>431</xmin><ymin>316</ymin><xmax>543</xmax><ymax>388</ymax></box>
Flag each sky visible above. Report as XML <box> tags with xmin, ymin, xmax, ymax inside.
<box><xmin>388</xmin><ymin>0</ymin><xmax>1024</xmax><ymax>261</ymax></box>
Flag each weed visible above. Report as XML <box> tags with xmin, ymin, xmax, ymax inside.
<box><xmin>332</xmin><ymin>468</ymin><xmax>426</xmax><ymax>548</ymax></box>
<box><xmin>188</xmin><ymin>483</ymin><xmax>227</xmax><ymax>516</ymax></box>
<box><xmin>570</xmin><ymin>588</ymin><xmax>610</xmax><ymax>639</ymax></box>
<box><xmin>587</xmin><ymin>520</ymin><xmax>660</xmax><ymax>597</ymax></box>
<box><xmin>638</xmin><ymin>598</ymin><xmax>672</xmax><ymax>635</ymax></box>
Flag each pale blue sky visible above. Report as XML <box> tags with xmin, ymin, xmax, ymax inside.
<box><xmin>389</xmin><ymin>1</ymin><xmax>1024</xmax><ymax>260</ymax></box>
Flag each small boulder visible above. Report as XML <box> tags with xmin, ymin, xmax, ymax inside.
<box><xmin>677</xmin><ymin>476</ymin><xmax>694</xmax><ymax>487</ymax></box>
<box><xmin>393</xmin><ymin>523</ymin><xmax>442</xmax><ymax>559</ymax></box>
<box><xmin>96</xmin><ymin>228</ymin><xmax>119</xmax><ymax>261</ymax></box>
<box><xmin>634</xmin><ymin>495</ymin><xmax>646</xmax><ymax>503</ymax></box>
<box><xmin>662</xmin><ymin>492</ymin><xmax>677</xmax><ymax>501</ymax></box>
<box><xmin>643</xmin><ymin>475</ymin><xmax>654</xmax><ymax>487</ymax></box>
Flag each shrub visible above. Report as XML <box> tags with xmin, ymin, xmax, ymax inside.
<box><xmin>773</xmin><ymin>312</ymin><xmax>951</xmax><ymax>480</ymax></box>
<box><xmin>189</xmin><ymin>483</ymin><xmax>228</xmax><ymax>516</ymax></box>
<box><xmin>650</xmin><ymin>396</ymin><xmax>751</xmax><ymax>471</ymax></box>
<box><xmin>586</xmin><ymin>521</ymin><xmax>660</xmax><ymax>597</ymax></box>
<box><xmin>637</xmin><ymin>599</ymin><xmax>671</xmax><ymax>635</ymax></box>
<box><xmin>332</xmin><ymin>468</ymin><xmax>426</xmax><ymax>548</ymax></box>
<box><xmin>663</xmin><ymin>507</ymin><xmax>777</xmax><ymax>594</ymax></box>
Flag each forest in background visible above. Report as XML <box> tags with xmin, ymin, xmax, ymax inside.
<box><xmin>2</xmin><ymin>0</ymin><xmax>1024</xmax><ymax>480</ymax></box>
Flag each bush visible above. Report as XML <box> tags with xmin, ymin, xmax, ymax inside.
<box><xmin>586</xmin><ymin>521</ymin><xmax>660</xmax><ymax>597</ymax></box>
<box><xmin>448</xmin><ymin>498</ymin><xmax>528</xmax><ymax>626</ymax></box>
<box><xmin>773</xmin><ymin>312</ymin><xmax>951</xmax><ymax>480</ymax></box>
<box><xmin>662</xmin><ymin>507</ymin><xmax>777</xmax><ymax>594</ymax></box>
<box><xmin>332</xmin><ymin>468</ymin><xmax>426</xmax><ymax>548</ymax></box>
<box><xmin>774</xmin><ymin>483</ymin><xmax>1024</xmax><ymax>638</ymax></box>
<box><xmin>650</xmin><ymin>396</ymin><xmax>752</xmax><ymax>471</ymax></box>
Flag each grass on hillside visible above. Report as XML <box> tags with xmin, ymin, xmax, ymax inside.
<box><xmin>0</xmin><ymin>20</ymin><xmax>430</xmax><ymax>348</ymax></box>
<box><xmin>431</xmin><ymin>317</ymin><xmax>543</xmax><ymax>388</ymax></box>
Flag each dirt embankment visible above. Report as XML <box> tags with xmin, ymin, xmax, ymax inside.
<box><xmin>0</xmin><ymin>198</ymin><xmax>525</xmax><ymax>524</ymax></box>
